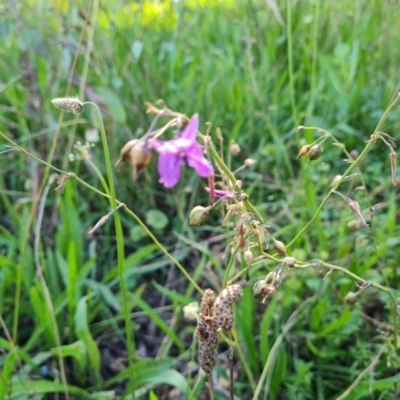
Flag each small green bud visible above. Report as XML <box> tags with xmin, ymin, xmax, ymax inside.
<box><xmin>347</xmin><ymin>220</ymin><xmax>362</xmax><ymax>232</ymax></box>
<box><xmin>331</xmin><ymin>175</ymin><xmax>343</xmax><ymax>187</ymax></box>
<box><xmin>189</xmin><ymin>206</ymin><xmax>209</xmax><ymax>225</ymax></box>
<box><xmin>344</xmin><ymin>292</ymin><xmax>358</xmax><ymax>304</ymax></box>
<box><xmin>308</xmin><ymin>145</ymin><xmax>323</xmax><ymax>161</ymax></box>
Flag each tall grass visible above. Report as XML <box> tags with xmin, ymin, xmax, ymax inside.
<box><xmin>0</xmin><ymin>0</ymin><xmax>400</xmax><ymax>399</ymax></box>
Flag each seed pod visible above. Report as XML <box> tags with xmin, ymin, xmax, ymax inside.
<box><xmin>297</xmin><ymin>145</ymin><xmax>311</xmax><ymax>158</ymax></box>
<box><xmin>273</xmin><ymin>240</ymin><xmax>287</xmax><ymax>255</ymax></box>
<box><xmin>189</xmin><ymin>206</ymin><xmax>209</xmax><ymax>225</ymax></box>
<box><xmin>308</xmin><ymin>145</ymin><xmax>323</xmax><ymax>161</ymax></box>
<box><xmin>331</xmin><ymin>175</ymin><xmax>343</xmax><ymax>188</ymax></box>
<box><xmin>115</xmin><ymin>139</ymin><xmax>152</xmax><ymax>182</ymax></box>
<box><xmin>244</xmin><ymin>249</ymin><xmax>253</xmax><ymax>264</ymax></box>
<box><xmin>244</xmin><ymin>158</ymin><xmax>257</xmax><ymax>167</ymax></box>
<box><xmin>230</xmin><ymin>143</ymin><xmax>241</xmax><ymax>156</ymax></box>
<box><xmin>347</xmin><ymin>220</ymin><xmax>362</xmax><ymax>232</ymax></box>
<box><xmin>283</xmin><ymin>256</ymin><xmax>297</xmax><ymax>268</ymax></box>
<box><xmin>344</xmin><ymin>292</ymin><xmax>358</xmax><ymax>304</ymax></box>
<box><xmin>253</xmin><ymin>280</ymin><xmax>276</xmax><ymax>303</ymax></box>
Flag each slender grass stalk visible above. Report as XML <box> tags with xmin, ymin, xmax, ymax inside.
<box><xmin>83</xmin><ymin>102</ymin><xmax>136</xmax><ymax>393</ymax></box>
<box><xmin>287</xmin><ymin>93</ymin><xmax>400</xmax><ymax>248</ymax></box>
<box><xmin>286</xmin><ymin>0</ymin><xmax>298</xmax><ymax>124</ymax></box>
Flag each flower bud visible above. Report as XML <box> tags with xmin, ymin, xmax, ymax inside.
<box><xmin>244</xmin><ymin>158</ymin><xmax>257</xmax><ymax>167</ymax></box>
<box><xmin>344</xmin><ymin>292</ymin><xmax>358</xmax><ymax>304</ymax></box>
<box><xmin>189</xmin><ymin>206</ymin><xmax>209</xmax><ymax>225</ymax></box>
<box><xmin>273</xmin><ymin>240</ymin><xmax>286</xmax><ymax>255</ymax></box>
<box><xmin>244</xmin><ymin>249</ymin><xmax>253</xmax><ymax>264</ymax></box>
<box><xmin>308</xmin><ymin>145</ymin><xmax>323</xmax><ymax>161</ymax></box>
<box><xmin>115</xmin><ymin>139</ymin><xmax>152</xmax><ymax>181</ymax></box>
<box><xmin>331</xmin><ymin>175</ymin><xmax>343</xmax><ymax>188</ymax></box>
<box><xmin>297</xmin><ymin>145</ymin><xmax>311</xmax><ymax>158</ymax></box>
<box><xmin>230</xmin><ymin>143</ymin><xmax>241</xmax><ymax>156</ymax></box>
<box><xmin>347</xmin><ymin>220</ymin><xmax>362</xmax><ymax>232</ymax></box>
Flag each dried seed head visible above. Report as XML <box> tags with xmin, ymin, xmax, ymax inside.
<box><xmin>115</xmin><ymin>139</ymin><xmax>152</xmax><ymax>182</ymax></box>
<box><xmin>215</xmin><ymin>285</ymin><xmax>243</xmax><ymax>331</ymax></box>
<box><xmin>297</xmin><ymin>145</ymin><xmax>311</xmax><ymax>158</ymax></box>
<box><xmin>51</xmin><ymin>97</ymin><xmax>84</xmax><ymax>114</ymax></box>
<box><xmin>230</xmin><ymin>142</ymin><xmax>241</xmax><ymax>156</ymax></box>
<box><xmin>196</xmin><ymin>289</ymin><xmax>218</xmax><ymax>375</ymax></box>
<box><xmin>189</xmin><ymin>206</ymin><xmax>209</xmax><ymax>225</ymax></box>
<box><xmin>308</xmin><ymin>144</ymin><xmax>323</xmax><ymax>161</ymax></box>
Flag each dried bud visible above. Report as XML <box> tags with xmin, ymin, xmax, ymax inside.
<box><xmin>308</xmin><ymin>145</ymin><xmax>323</xmax><ymax>160</ymax></box>
<box><xmin>189</xmin><ymin>206</ymin><xmax>209</xmax><ymax>225</ymax></box>
<box><xmin>348</xmin><ymin>201</ymin><xmax>369</xmax><ymax>228</ymax></box>
<box><xmin>239</xmin><ymin>225</ymin><xmax>246</xmax><ymax>248</ymax></box>
<box><xmin>51</xmin><ymin>97</ymin><xmax>84</xmax><ymax>114</ymax></box>
<box><xmin>230</xmin><ymin>143</ymin><xmax>241</xmax><ymax>156</ymax></box>
<box><xmin>244</xmin><ymin>158</ymin><xmax>257</xmax><ymax>167</ymax></box>
<box><xmin>196</xmin><ymin>289</ymin><xmax>218</xmax><ymax>375</ymax></box>
<box><xmin>253</xmin><ymin>280</ymin><xmax>276</xmax><ymax>303</ymax></box>
<box><xmin>273</xmin><ymin>240</ymin><xmax>286</xmax><ymax>255</ymax></box>
<box><xmin>347</xmin><ymin>220</ymin><xmax>362</xmax><ymax>232</ymax></box>
<box><xmin>215</xmin><ymin>285</ymin><xmax>243</xmax><ymax>331</ymax></box>
<box><xmin>297</xmin><ymin>145</ymin><xmax>311</xmax><ymax>158</ymax></box>
<box><xmin>115</xmin><ymin>139</ymin><xmax>152</xmax><ymax>182</ymax></box>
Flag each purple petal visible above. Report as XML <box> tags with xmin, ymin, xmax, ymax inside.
<box><xmin>186</xmin><ymin>143</ymin><xmax>214</xmax><ymax>177</ymax></box>
<box><xmin>157</xmin><ymin>152</ymin><xmax>184</xmax><ymax>188</ymax></box>
<box><xmin>180</xmin><ymin>114</ymin><xmax>199</xmax><ymax>141</ymax></box>
<box><xmin>205</xmin><ymin>187</ymin><xmax>234</xmax><ymax>200</ymax></box>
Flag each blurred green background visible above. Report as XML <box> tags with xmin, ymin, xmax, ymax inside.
<box><xmin>0</xmin><ymin>0</ymin><xmax>400</xmax><ymax>399</ymax></box>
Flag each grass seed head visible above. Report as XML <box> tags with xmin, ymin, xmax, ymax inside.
<box><xmin>51</xmin><ymin>97</ymin><xmax>84</xmax><ymax>114</ymax></box>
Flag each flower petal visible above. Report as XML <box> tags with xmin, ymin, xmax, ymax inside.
<box><xmin>157</xmin><ymin>152</ymin><xmax>184</xmax><ymax>188</ymax></box>
<box><xmin>186</xmin><ymin>144</ymin><xmax>214</xmax><ymax>177</ymax></box>
<box><xmin>180</xmin><ymin>114</ymin><xmax>199</xmax><ymax>141</ymax></box>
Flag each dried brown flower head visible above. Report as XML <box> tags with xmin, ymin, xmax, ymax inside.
<box><xmin>215</xmin><ymin>284</ymin><xmax>243</xmax><ymax>332</ymax></box>
<box><xmin>196</xmin><ymin>289</ymin><xmax>218</xmax><ymax>375</ymax></box>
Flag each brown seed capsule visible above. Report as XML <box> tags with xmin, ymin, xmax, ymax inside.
<box><xmin>189</xmin><ymin>206</ymin><xmax>209</xmax><ymax>225</ymax></box>
<box><xmin>273</xmin><ymin>240</ymin><xmax>287</xmax><ymax>255</ymax></box>
<box><xmin>308</xmin><ymin>145</ymin><xmax>323</xmax><ymax>161</ymax></box>
<box><xmin>253</xmin><ymin>280</ymin><xmax>276</xmax><ymax>303</ymax></box>
<box><xmin>297</xmin><ymin>145</ymin><xmax>311</xmax><ymax>158</ymax></box>
<box><xmin>115</xmin><ymin>139</ymin><xmax>152</xmax><ymax>182</ymax></box>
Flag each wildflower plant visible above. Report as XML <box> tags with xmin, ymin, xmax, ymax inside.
<box><xmin>1</xmin><ymin>93</ymin><xmax>399</xmax><ymax>400</ymax></box>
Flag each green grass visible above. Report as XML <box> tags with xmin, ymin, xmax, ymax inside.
<box><xmin>1</xmin><ymin>0</ymin><xmax>400</xmax><ymax>399</ymax></box>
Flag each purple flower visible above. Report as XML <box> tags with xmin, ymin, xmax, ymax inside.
<box><xmin>204</xmin><ymin>187</ymin><xmax>235</xmax><ymax>200</ymax></box>
<box><xmin>150</xmin><ymin>114</ymin><xmax>214</xmax><ymax>188</ymax></box>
